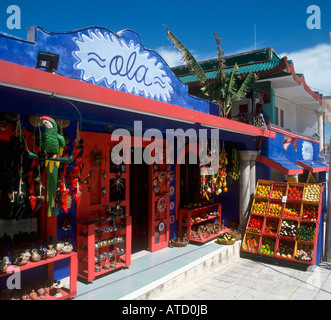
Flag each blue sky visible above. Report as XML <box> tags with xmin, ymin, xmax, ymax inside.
<box><xmin>0</xmin><ymin>0</ymin><xmax>330</xmax><ymax>138</ymax></box>
<box><xmin>0</xmin><ymin>0</ymin><xmax>330</xmax><ymax>58</ymax></box>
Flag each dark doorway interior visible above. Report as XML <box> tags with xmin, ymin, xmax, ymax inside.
<box><xmin>130</xmin><ymin>149</ymin><xmax>149</xmax><ymax>254</ymax></box>
<box><xmin>180</xmin><ymin>151</ymin><xmax>201</xmax><ymax>207</ymax></box>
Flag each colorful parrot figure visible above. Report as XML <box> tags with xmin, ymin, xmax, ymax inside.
<box><xmin>40</xmin><ymin>116</ymin><xmax>66</xmax><ymax>217</ymax></box>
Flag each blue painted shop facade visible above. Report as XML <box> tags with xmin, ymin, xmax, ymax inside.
<box><xmin>0</xmin><ymin>26</ymin><xmax>327</xmax><ymax>298</ymax></box>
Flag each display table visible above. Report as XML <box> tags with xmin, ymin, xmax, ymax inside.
<box><xmin>0</xmin><ymin>251</ymin><xmax>77</xmax><ymax>300</ymax></box>
<box><xmin>178</xmin><ymin>203</ymin><xmax>231</xmax><ymax>243</ymax></box>
<box><xmin>242</xmin><ymin>180</ymin><xmax>324</xmax><ymax>266</ymax></box>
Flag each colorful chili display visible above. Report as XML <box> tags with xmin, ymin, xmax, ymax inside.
<box><xmin>287</xmin><ymin>186</ymin><xmax>303</xmax><ymax>200</ymax></box>
<box><xmin>247</xmin><ymin>216</ymin><xmax>263</xmax><ymax>233</ymax></box>
<box><xmin>251</xmin><ymin>201</ymin><xmax>267</xmax><ymax>215</ymax></box>
<box><xmin>283</xmin><ymin>203</ymin><xmax>300</xmax><ymax>219</ymax></box>
<box><xmin>255</xmin><ymin>184</ymin><xmax>271</xmax><ymax>197</ymax></box>
<box><xmin>302</xmin><ymin>205</ymin><xmax>318</xmax><ymax>222</ymax></box>
<box><xmin>297</xmin><ymin>223</ymin><xmax>316</xmax><ymax>241</ymax></box>
<box><xmin>267</xmin><ymin>203</ymin><xmax>282</xmax><ymax>216</ymax></box>
<box><xmin>279</xmin><ymin>220</ymin><xmax>298</xmax><ymax>238</ymax></box>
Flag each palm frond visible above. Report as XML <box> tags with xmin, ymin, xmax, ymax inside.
<box><xmin>164</xmin><ymin>25</ymin><xmax>207</xmax><ymax>86</ymax></box>
<box><xmin>232</xmin><ymin>71</ymin><xmax>256</xmax><ymax>102</ymax></box>
<box><xmin>224</xmin><ymin>63</ymin><xmax>239</xmax><ymax>108</ymax></box>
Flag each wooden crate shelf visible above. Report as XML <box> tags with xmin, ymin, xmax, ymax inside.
<box><xmin>241</xmin><ymin>180</ymin><xmax>324</xmax><ymax>266</ymax></box>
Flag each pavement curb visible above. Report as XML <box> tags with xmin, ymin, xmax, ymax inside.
<box><xmin>120</xmin><ymin>241</ymin><xmax>241</xmax><ymax>300</ymax></box>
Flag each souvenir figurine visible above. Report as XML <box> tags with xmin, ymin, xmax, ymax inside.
<box><xmin>61</xmin><ymin>242</ymin><xmax>73</xmax><ymax>254</ymax></box>
<box><xmin>30</xmin><ymin>249</ymin><xmax>41</xmax><ymax>262</ymax></box>
<box><xmin>39</xmin><ymin>116</ymin><xmax>66</xmax><ymax>217</ymax></box>
<box><xmin>56</xmin><ymin>241</ymin><xmax>64</xmax><ymax>252</ymax></box>
<box><xmin>46</xmin><ymin>245</ymin><xmax>57</xmax><ymax>258</ymax></box>
<box><xmin>0</xmin><ymin>257</ymin><xmax>8</xmax><ymax>272</ymax></box>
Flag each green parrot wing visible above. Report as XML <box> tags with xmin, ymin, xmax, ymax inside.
<box><xmin>58</xmin><ymin>134</ymin><xmax>65</xmax><ymax>149</ymax></box>
<box><xmin>40</xmin><ymin>132</ymin><xmax>46</xmax><ymax>153</ymax></box>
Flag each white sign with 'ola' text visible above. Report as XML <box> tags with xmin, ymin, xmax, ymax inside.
<box><xmin>73</xmin><ymin>29</ymin><xmax>173</xmax><ymax>102</ymax></box>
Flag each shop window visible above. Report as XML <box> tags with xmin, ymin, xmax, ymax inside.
<box><xmin>275</xmin><ymin>107</ymin><xmax>284</xmax><ymax>127</ymax></box>
<box><xmin>239</xmin><ymin>104</ymin><xmax>249</xmax><ymax>124</ymax></box>
<box><xmin>180</xmin><ymin>152</ymin><xmax>200</xmax><ymax>207</ymax></box>
<box><xmin>0</xmin><ymin>135</ymin><xmax>39</xmax><ymax>250</ymax></box>
<box><xmin>280</xmin><ymin>109</ymin><xmax>284</xmax><ymax>127</ymax></box>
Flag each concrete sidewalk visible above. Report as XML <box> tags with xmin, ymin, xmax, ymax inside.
<box><xmin>74</xmin><ymin>240</ymin><xmax>241</xmax><ymax>300</ymax></box>
<box><xmin>154</xmin><ymin>255</ymin><xmax>331</xmax><ymax>300</ymax></box>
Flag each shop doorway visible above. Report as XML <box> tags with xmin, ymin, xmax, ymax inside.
<box><xmin>130</xmin><ymin>149</ymin><xmax>149</xmax><ymax>254</ymax></box>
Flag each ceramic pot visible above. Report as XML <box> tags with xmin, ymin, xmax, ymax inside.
<box><xmin>37</xmin><ymin>288</ymin><xmax>46</xmax><ymax>297</ymax></box>
<box><xmin>0</xmin><ymin>258</ymin><xmax>8</xmax><ymax>272</ymax></box>
<box><xmin>30</xmin><ymin>249</ymin><xmax>41</xmax><ymax>262</ymax></box>
<box><xmin>14</xmin><ymin>253</ymin><xmax>29</xmax><ymax>266</ymax></box>
<box><xmin>22</xmin><ymin>249</ymin><xmax>31</xmax><ymax>260</ymax></box>
<box><xmin>56</xmin><ymin>241</ymin><xmax>64</xmax><ymax>252</ymax></box>
<box><xmin>21</xmin><ymin>293</ymin><xmax>31</xmax><ymax>300</ymax></box>
<box><xmin>29</xmin><ymin>289</ymin><xmax>39</xmax><ymax>300</ymax></box>
<box><xmin>46</xmin><ymin>245</ymin><xmax>57</xmax><ymax>259</ymax></box>
<box><xmin>61</xmin><ymin>242</ymin><xmax>73</xmax><ymax>254</ymax></box>
<box><xmin>44</xmin><ymin>279</ymin><xmax>53</xmax><ymax>295</ymax></box>
<box><xmin>53</xmin><ymin>281</ymin><xmax>63</xmax><ymax>297</ymax></box>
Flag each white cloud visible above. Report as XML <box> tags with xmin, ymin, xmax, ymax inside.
<box><xmin>155</xmin><ymin>46</ymin><xmax>183</xmax><ymax>68</ymax></box>
<box><xmin>280</xmin><ymin>44</ymin><xmax>331</xmax><ymax>96</ymax></box>
<box><xmin>155</xmin><ymin>46</ymin><xmax>216</xmax><ymax>68</ymax></box>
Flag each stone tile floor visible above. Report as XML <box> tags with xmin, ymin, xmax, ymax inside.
<box><xmin>155</xmin><ymin>257</ymin><xmax>331</xmax><ymax>300</ymax></box>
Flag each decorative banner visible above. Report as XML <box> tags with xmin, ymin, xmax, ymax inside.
<box><xmin>73</xmin><ymin>29</ymin><xmax>173</xmax><ymax>102</ymax></box>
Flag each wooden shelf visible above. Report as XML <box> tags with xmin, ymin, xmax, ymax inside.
<box><xmin>190</xmin><ymin>227</ymin><xmax>231</xmax><ymax>243</ymax></box>
<box><xmin>0</xmin><ymin>252</ymin><xmax>77</xmax><ymax>299</ymax></box>
<box><xmin>178</xmin><ymin>203</ymin><xmax>222</xmax><ymax>244</ymax></box>
<box><xmin>77</xmin><ymin>216</ymin><xmax>131</xmax><ymax>282</ymax></box>
<box><xmin>0</xmin><ymin>252</ymin><xmax>77</xmax><ymax>277</ymax></box>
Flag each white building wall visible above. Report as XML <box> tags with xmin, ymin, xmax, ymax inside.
<box><xmin>295</xmin><ymin>105</ymin><xmax>318</xmax><ymax>137</ymax></box>
<box><xmin>275</xmin><ymin>95</ymin><xmax>317</xmax><ymax>136</ymax></box>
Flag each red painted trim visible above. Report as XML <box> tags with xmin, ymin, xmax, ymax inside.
<box><xmin>0</xmin><ymin>60</ymin><xmax>275</xmax><ymax>139</ymax></box>
<box><xmin>283</xmin><ymin>57</ymin><xmax>323</xmax><ymax>106</ymax></box>
<box><xmin>269</xmin><ymin>125</ymin><xmax>319</xmax><ymax>144</ymax></box>
<box><xmin>297</xmin><ymin>161</ymin><xmax>329</xmax><ymax>173</ymax></box>
<box><xmin>257</xmin><ymin>156</ymin><xmax>303</xmax><ymax>175</ymax></box>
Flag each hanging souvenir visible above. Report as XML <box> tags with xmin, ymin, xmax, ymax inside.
<box><xmin>8</xmin><ymin>115</ymin><xmax>28</xmax><ymax>221</ymax></box>
<box><xmin>58</xmin><ymin>212</ymin><xmax>73</xmax><ymax>232</ymax></box>
<box><xmin>101</xmin><ymin>185</ymin><xmax>107</xmax><ymax>198</ymax></box>
<box><xmin>110</xmin><ymin>172</ymin><xmax>125</xmax><ymax>192</ymax></box>
<box><xmin>229</xmin><ymin>147</ymin><xmax>241</xmax><ymax>183</ymax></box>
<box><xmin>218</xmin><ymin>142</ymin><xmax>228</xmax><ymax>193</ymax></box>
<box><xmin>158</xmin><ymin>221</ymin><xmax>165</xmax><ymax>232</ymax></box>
<box><xmin>156</xmin><ymin>196</ymin><xmax>167</xmax><ymax>213</ymax></box>
<box><xmin>39</xmin><ymin>116</ymin><xmax>66</xmax><ymax>217</ymax></box>
<box><xmin>72</xmin><ymin>180</ymin><xmax>82</xmax><ymax>207</ymax></box>
<box><xmin>167</xmin><ymin>170</ymin><xmax>175</xmax><ymax>181</ymax></box>
<box><xmin>111</xmin><ymin>200</ymin><xmax>124</xmax><ymax>216</ymax></box>
<box><xmin>158</xmin><ymin>172</ymin><xmax>166</xmax><ymax>183</ymax></box>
